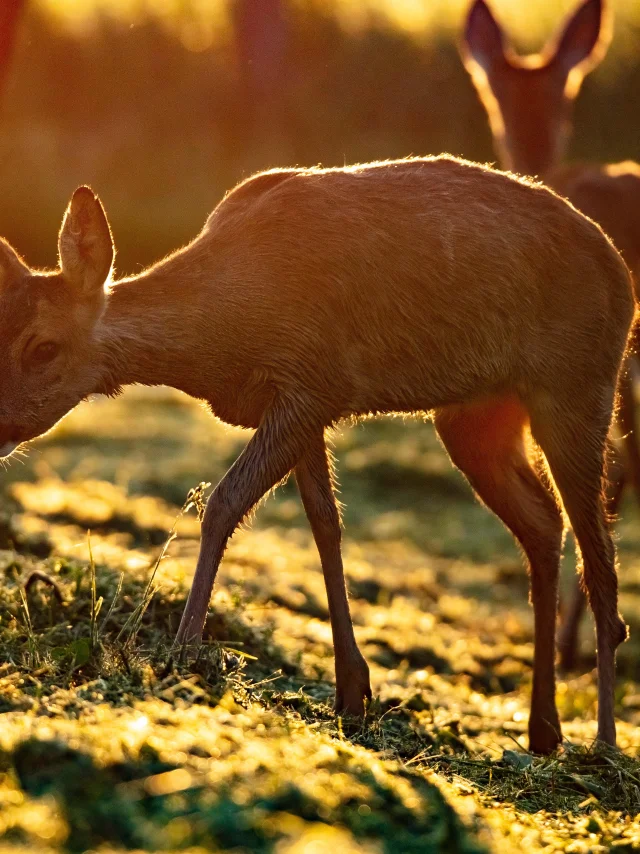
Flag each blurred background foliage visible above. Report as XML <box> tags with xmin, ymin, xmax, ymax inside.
<box><xmin>0</xmin><ymin>0</ymin><xmax>639</xmax><ymax>273</ymax></box>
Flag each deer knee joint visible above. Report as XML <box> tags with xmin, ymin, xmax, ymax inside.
<box><xmin>201</xmin><ymin>488</ymin><xmax>238</xmax><ymax>539</ymax></box>
<box><xmin>613</xmin><ymin>614</ymin><xmax>628</xmax><ymax>649</ymax></box>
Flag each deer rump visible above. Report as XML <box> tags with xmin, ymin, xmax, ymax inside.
<box><xmin>204</xmin><ymin>155</ymin><xmax>632</xmax><ymax>424</ymax></box>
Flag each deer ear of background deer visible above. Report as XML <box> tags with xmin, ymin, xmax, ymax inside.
<box><xmin>58</xmin><ymin>186</ymin><xmax>114</xmax><ymax>297</ymax></box>
<box><xmin>550</xmin><ymin>0</ymin><xmax>610</xmax><ymax>83</ymax></box>
<box><xmin>461</xmin><ymin>0</ymin><xmax>506</xmax><ymax>75</ymax></box>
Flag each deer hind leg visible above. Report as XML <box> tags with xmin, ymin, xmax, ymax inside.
<box><xmin>434</xmin><ymin>397</ymin><xmax>565</xmax><ymax>754</ymax></box>
<box><xmin>295</xmin><ymin>430</ymin><xmax>371</xmax><ymax>716</ymax></box>
<box><xmin>557</xmin><ymin>584</ymin><xmax>587</xmax><ymax>674</ymax></box>
<box><xmin>558</xmin><ymin>438</ymin><xmax>625</xmax><ymax>673</ymax></box>
<box><xmin>529</xmin><ymin>387</ymin><xmax>627</xmax><ymax>747</ymax></box>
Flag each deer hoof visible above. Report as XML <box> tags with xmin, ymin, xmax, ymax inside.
<box><xmin>528</xmin><ymin>717</ymin><xmax>562</xmax><ymax>755</ymax></box>
<box><xmin>335</xmin><ymin>656</ymin><xmax>371</xmax><ymax>717</ymax></box>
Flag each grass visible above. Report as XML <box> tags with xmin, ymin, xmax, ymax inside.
<box><xmin>1</xmin><ymin>388</ymin><xmax>640</xmax><ymax>851</ymax></box>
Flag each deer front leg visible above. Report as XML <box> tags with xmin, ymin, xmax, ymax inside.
<box><xmin>295</xmin><ymin>431</ymin><xmax>371</xmax><ymax>716</ymax></box>
<box><xmin>176</xmin><ymin>399</ymin><xmax>315</xmax><ymax>645</ymax></box>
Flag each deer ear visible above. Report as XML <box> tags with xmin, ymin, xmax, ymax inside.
<box><xmin>550</xmin><ymin>0</ymin><xmax>610</xmax><ymax>79</ymax></box>
<box><xmin>461</xmin><ymin>0</ymin><xmax>506</xmax><ymax>75</ymax></box>
<box><xmin>0</xmin><ymin>238</ymin><xmax>27</xmax><ymax>285</ymax></box>
<box><xmin>58</xmin><ymin>187</ymin><xmax>114</xmax><ymax>295</ymax></box>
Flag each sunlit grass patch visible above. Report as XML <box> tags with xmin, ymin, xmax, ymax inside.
<box><xmin>1</xmin><ymin>694</ymin><xmax>484</xmax><ymax>853</ymax></box>
<box><xmin>0</xmin><ymin>526</ymin><xmax>485</xmax><ymax>852</ymax></box>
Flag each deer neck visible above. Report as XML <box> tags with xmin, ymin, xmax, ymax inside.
<box><xmin>94</xmin><ymin>250</ymin><xmax>227</xmax><ymax>398</ymax></box>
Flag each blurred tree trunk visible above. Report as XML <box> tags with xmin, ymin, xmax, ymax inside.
<box><xmin>0</xmin><ymin>0</ymin><xmax>25</xmax><ymax>97</ymax></box>
<box><xmin>231</xmin><ymin>0</ymin><xmax>288</xmax><ymax>128</ymax></box>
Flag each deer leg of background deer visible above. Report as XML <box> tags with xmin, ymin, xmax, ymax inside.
<box><xmin>295</xmin><ymin>430</ymin><xmax>371</xmax><ymax>716</ymax></box>
<box><xmin>617</xmin><ymin>366</ymin><xmax>640</xmax><ymax>509</ymax></box>
<box><xmin>176</xmin><ymin>399</ymin><xmax>316</xmax><ymax>645</ymax></box>
<box><xmin>557</xmin><ymin>586</ymin><xmax>587</xmax><ymax>673</ymax></box>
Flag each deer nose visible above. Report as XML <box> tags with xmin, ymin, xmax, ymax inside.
<box><xmin>0</xmin><ymin>424</ymin><xmax>24</xmax><ymax>458</ymax></box>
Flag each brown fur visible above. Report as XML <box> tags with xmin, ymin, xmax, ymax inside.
<box><xmin>0</xmin><ymin>155</ymin><xmax>635</xmax><ymax>752</ymax></box>
<box><xmin>461</xmin><ymin>0</ymin><xmax>640</xmax><ymax>672</ymax></box>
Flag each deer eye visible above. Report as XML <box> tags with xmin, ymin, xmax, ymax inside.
<box><xmin>28</xmin><ymin>341</ymin><xmax>60</xmax><ymax>365</ymax></box>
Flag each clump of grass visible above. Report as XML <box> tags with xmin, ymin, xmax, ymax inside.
<box><xmin>115</xmin><ymin>530</ymin><xmax>175</xmax><ymax>652</ymax></box>
<box><xmin>419</xmin><ymin>741</ymin><xmax>640</xmax><ymax>815</ymax></box>
<box><xmin>99</xmin><ymin>570</ymin><xmax>123</xmax><ymax>637</ymax></box>
<box><xmin>18</xmin><ymin>585</ymin><xmax>39</xmax><ymax>669</ymax></box>
<box><xmin>87</xmin><ymin>532</ymin><xmax>102</xmax><ymax>653</ymax></box>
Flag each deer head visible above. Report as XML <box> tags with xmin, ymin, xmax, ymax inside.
<box><xmin>0</xmin><ymin>187</ymin><xmax>114</xmax><ymax>457</ymax></box>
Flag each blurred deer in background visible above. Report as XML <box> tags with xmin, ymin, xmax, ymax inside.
<box><xmin>461</xmin><ymin>0</ymin><xmax>640</xmax><ymax>670</ymax></box>
<box><xmin>0</xmin><ymin>156</ymin><xmax>634</xmax><ymax>752</ymax></box>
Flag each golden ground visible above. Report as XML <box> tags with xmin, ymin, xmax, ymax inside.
<box><xmin>0</xmin><ymin>388</ymin><xmax>640</xmax><ymax>851</ymax></box>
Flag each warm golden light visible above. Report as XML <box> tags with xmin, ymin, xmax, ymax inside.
<box><xmin>38</xmin><ymin>0</ymin><xmax>230</xmax><ymax>37</ymax></box>
<box><xmin>37</xmin><ymin>0</ymin><xmax>640</xmax><ymax>40</ymax></box>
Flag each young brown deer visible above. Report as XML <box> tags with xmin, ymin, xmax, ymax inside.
<box><xmin>0</xmin><ymin>156</ymin><xmax>634</xmax><ymax>753</ymax></box>
<box><xmin>461</xmin><ymin>0</ymin><xmax>640</xmax><ymax>671</ymax></box>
